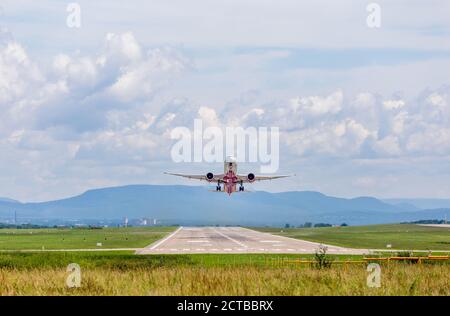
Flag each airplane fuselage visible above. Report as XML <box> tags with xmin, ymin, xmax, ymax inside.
<box><xmin>222</xmin><ymin>159</ymin><xmax>239</xmax><ymax>195</ymax></box>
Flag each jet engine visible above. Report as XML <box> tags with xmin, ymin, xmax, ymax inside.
<box><xmin>247</xmin><ymin>173</ymin><xmax>255</xmax><ymax>182</ymax></box>
<box><xmin>206</xmin><ymin>173</ymin><xmax>214</xmax><ymax>181</ymax></box>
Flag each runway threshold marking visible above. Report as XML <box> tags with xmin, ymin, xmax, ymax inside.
<box><xmin>240</xmin><ymin>226</ymin><xmax>350</xmax><ymax>250</ymax></box>
<box><xmin>212</xmin><ymin>228</ymin><xmax>249</xmax><ymax>248</ymax></box>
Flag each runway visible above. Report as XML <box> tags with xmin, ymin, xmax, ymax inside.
<box><xmin>418</xmin><ymin>224</ymin><xmax>450</xmax><ymax>228</ymax></box>
<box><xmin>136</xmin><ymin>226</ymin><xmax>368</xmax><ymax>255</ymax></box>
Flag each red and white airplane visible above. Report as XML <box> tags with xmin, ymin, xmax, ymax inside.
<box><xmin>165</xmin><ymin>156</ymin><xmax>290</xmax><ymax>195</ymax></box>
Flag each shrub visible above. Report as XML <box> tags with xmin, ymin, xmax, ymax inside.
<box><xmin>313</xmin><ymin>245</ymin><xmax>334</xmax><ymax>269</ymax></box>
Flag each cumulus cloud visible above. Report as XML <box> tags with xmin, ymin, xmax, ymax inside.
<box><xmin>0</xmin><ymin>42</ymin><xmax>42</xmax><ymax>105</ymax></box>
<box><xmin>373</xmin><ymin>135</ymin><xmax>402</xmax><ymax>156</ymax></box>
<box><xmin>206</xmin><ymin>89</ymin><xmax>450</xmax><ymax>160</ymax></box>
<box><xmin>383</xmin><ymin>99</ymin><xmax>406</xmax><ymax>110</ymax></box>
<box><xmin>1</xmin><ymin>31</ymin><xmax>190</xmax><ymax>135</ymax></box>
<box><xmin>0</xmin><ymin>31</ymin><xmax>193</xmax><ymax>198</ymax></box>
<box><xmin>289</xmin><ymin>90</ymin><xmax>343</xmax><ymax>116</ymax></box>
<box><xmin>108</xmin><ymin>45</ymin><xmax>188</xmax><ymax>102</ymax></box>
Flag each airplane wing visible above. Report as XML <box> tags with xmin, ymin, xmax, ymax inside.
<box><xmin>237</xmin><ymin>174</ymin><xmax>292</xmax><ymax>183</ymax></box>
<box><xmin>164</xmin><ymin>172</ymin><xmax>224</xmax><ymax>182</ymax></box>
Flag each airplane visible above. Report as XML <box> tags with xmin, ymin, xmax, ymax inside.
<box><xmin>165</xmin><ymin>156</ymin><xmax>291</xmax><ymax>195</ymax></box>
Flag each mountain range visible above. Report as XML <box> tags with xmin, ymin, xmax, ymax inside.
<box><xmin>0</xmin><ymin>185</ymin><xmax>448</xmax><ymax>226</ymax></box>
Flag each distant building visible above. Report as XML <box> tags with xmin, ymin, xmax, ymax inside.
<box><xmin>138</xmin><ymin>218</ymin><xmax>158</xmax><ymax>226</ymax></box>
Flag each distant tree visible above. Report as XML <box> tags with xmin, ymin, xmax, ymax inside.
<box><xmin>341</xmin><ymin>223</ymin><xmax>348</xmax><ymax>227</ymax></box>
<box><xmin>284</xmin><ymin>223</ymin><xmax>290</xmax><ymax>228</ymax></box>
<box><xmin>304</xmin><ymin>222</ymin><xmax>313</xmax><ymax>228</ymax></box>
<box><xmin>314</xmin><ymin>223</ymin><xmax>332</xmax><ymax>228</ymax></box>
<box><xmin>407</xmin><ymin>219</ymin><xmax>445</xmax><ymax>224</ymax></box>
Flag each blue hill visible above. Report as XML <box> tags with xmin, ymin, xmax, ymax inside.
<box><xmin>0</xmin><ymin>185</ymin><xmax>448</xmax><ymax>226</ymax></box>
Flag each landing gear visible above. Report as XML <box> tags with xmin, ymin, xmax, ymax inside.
<box><xmin>216</xmin><ymin>181</ymin><xmax>222</xmax><ymax>191</ymax></box>
<box><xmin>239</xmin><ymin>181</ymin><xmax>244</xmax><ymax>192</ymax></box>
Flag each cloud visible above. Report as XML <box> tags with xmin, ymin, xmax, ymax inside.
<box><xmin>284</xmin><ymin>117</ymin><xmax>374</xmax><ymax>157</ymax></box>
<box><xmin>289</xmin><ymin>90</ymin><xmax>343</xmax><ymax>116</ymax></box>
<box><xmin>0</xmin><ymin>39</ymin><xmax>47</xmax><ymax>138</ymax></box>
<box><xmin>383</xmin><ymin>99</ymin><xmax>406</xmax><ymax>110</ymax></box>
<box><xmin>0</xmin><ymin>31</ymin><xmax>195</xmax><ymax>199</ymax></box>
<box><xmin>373</xmin><ymin>135</ymin><xmax>401</xmax><ymax>156</ymax></box>
<box><xmin>209</xmin><ymin>88</ymin><xmax>450</xmax><ymax>160</ymax></box>
<box><xmin>0</xmin><ymin>20</ymin><xmax>449</xmax><ymax>200</ymax></box>
<box><xmin>0</xmin><ymin>31</ymin><xmax>191</xmax><ymax>136</ymax></box>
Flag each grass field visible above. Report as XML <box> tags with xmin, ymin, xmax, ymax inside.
<box><xmin>2</xmin><ymin>224</ymin><xmax>448</xmax><ymax>251</ymax></box>
<box><xmin>0</xmin><ymin>224</ymin><xmax>448</xmax><ymax>296</ymax></box>
<box><xmin>0</xmin><ymin>226</ymin><xmax>176</xmax><ymax>250</ymax></box>
<box><xmin>0</xmin><ymin>252</ymin><xmax>448</xmax><ymax>295</ymax></box>
<box><xmin>0</xmin><ymin>252</ymin><xmax>365</xmax><ymax>269</ymax></box>
<box><xmin>254</xmin><ymin>224</ymin><xmax>450</xmax><ymax>250</ymax></box>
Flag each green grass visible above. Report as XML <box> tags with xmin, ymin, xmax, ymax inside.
<box><xmin>0</xmin><ymin>252</ymin><xmax>368</xmax><ymax>270</ymax></box>
<box><xmin>253</xmin><ymin>224</ymin><xmax>450</xmax><ymax>250</ymax></box>
<box><xmin>0</xmin><ymin>226</ymin><xmax>176</xmax><ymax>250</ymax></box>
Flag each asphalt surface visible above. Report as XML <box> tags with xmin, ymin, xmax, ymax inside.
<box><xmin>136</xmin><ymin>226</ymin><xmax>369</xmax><ymax>254</ymax></box>
<box><xmin>418</xmin><ymin>224</ymin><xmax>450</xmax><ymax>228</ymax></box>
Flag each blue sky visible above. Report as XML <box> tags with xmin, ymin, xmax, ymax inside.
<box><xmin>0</xmin><ymin>1</ymin><xmax>450</xmax><ymax>201</ymax></box>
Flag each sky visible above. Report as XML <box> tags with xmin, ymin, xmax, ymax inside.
<box><xmin>0</xmin><ymin>0</ymin><xmax>450</xmax><ymax>201</ymax></box>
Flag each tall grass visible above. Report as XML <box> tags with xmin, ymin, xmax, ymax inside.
<box><xmin>0</xmin><ymin>264</ymin><xmax>448</xmax><ymax>296</ymax></box>
<box><xmin>0</xmin><ymin>252</ymin><xmax>447</xmax><ymax>295</ymax></box>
